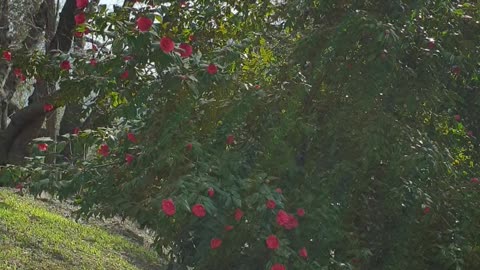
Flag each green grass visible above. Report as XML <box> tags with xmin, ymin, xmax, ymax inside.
<box><xmin>0</xmin><ymin>190</ymin><xmax>163</xmax><ymax>270</ymax></box>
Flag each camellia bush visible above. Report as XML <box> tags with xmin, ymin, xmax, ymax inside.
<box><xmin>2</xmin><ymin>0</ymin><xmax>480</xmax><ymax>269</ymax></box>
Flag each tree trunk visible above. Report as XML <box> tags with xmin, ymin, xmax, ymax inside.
<box><xmin>0</xmin><ymin>0</ymin><xmax>77</xmax><ymax>165</ymax></box>
<box><xmin>0</xmin><ymin>0</ymin><xmax>10</xmax><ymax>101</ymax></box>
<box><xmin>0</xmin><ymin>101</ymin><xmax>8</xmax><ymax>129</ymax></box>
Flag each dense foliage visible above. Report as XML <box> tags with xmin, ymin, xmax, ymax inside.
<box><xmin>2</xmin><ymin>0</ymin><xmax>480</xmax><ymax>269</ymax></box>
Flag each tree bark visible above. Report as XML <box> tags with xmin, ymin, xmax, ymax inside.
<box><xmin>44</xmin><ymin>0</ymin><xmax>59</xmax><ymax>164</ymax></box>
<box><xmin>1</xmin><ymin>1</ymin><xmax>46</xmax><ymax>130</ymax></box>
<box><xmin>0</xmin><ymin>0</ymin><xmax>77</xmax><ymax>165</ymax></box>
<box><xmin>0</xmin><ymin>0</ymin><xmax>10</xmax><ymax>101</ymax></box>
<box><xmin>22</xmin><ymin>1</ymin><xmax>49</xmax><ymax>50</ymax></box>
<box><xmin>0</xmin><ymin>101</ymin><xmax>7</xmax><ymax>129</ymax></box>
<box><xmin>0</xmin><ymin>103</ymin><xmax>46</xmax><ymax>164</ymax></box>
<box><xmin>48</xmin><ymin>0</ymin><xmax>75</xmax><ymax>52</ymax></box>
<box><xmin>0</xmin><ymin>0</ymin><xmax>9</xmax><ymax>46</ymax></box>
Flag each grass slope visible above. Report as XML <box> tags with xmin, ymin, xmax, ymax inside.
<box><xmin>0</xmin><ymin>190</ymin><xmax>163</xmax><ymax>270</ymax></box>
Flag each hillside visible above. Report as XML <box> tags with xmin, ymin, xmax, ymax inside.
<box><xmin>0</xmin><ymin>189</ymin><xmax>163</xmax><ymax>270</ymax></box>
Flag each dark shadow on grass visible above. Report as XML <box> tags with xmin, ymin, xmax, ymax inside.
<box><xmin>121</xmin><ymin>250</ymin><xmax>165</xmax><ymax>270</ymax></box>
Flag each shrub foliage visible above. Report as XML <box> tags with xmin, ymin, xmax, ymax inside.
<box><xmin>2</xmin><ymin>0</ymin><xmax>480</xmax><ymax>269</ymax></box>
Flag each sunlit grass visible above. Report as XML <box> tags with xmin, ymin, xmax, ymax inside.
<box><xmin>0</xmin><ymin>190</ymin><xmax>163</xmax><ymax>270</ymax></box>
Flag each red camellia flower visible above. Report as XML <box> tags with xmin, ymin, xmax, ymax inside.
<box><xmin>136</xmin><ymin>16</ymin><xmax>153</xmax><ymax>32</ymax></box>
<box><xmin>14</xmin><ymin>68</ymin><xmax>22</xmax><ymax>77</ymax></box>
<box><xmin>76</xmin><ymin>0</ymin><xmax>88</xmax><ymax>9</ymax></box>
<box><xmin>179</xmin><ymin>43</ymin><xmax>193</xmax><ymax>58</ymax></box>
<box><xmin>43</xmin><ymin>103</ymin><xmax>54</xmax><ymax>112</ymax></box>
<box><xmin>226</xmin><ymin>134</ymin><xmax>235</xmax><ymax>145</ymax></box>
<box><xmin>37</xmin><ymin>143</ymin><xmax>48</xmax><ymax>152</ymax></box>
<box><xmin>284</xmin><ymin>215</ymin><xmax>299</xmax><ymax>230</ymax></box>
<box><xmin>160</xmin><ymin>37</ymin><xmax>175</xmax><ymax>53</ymax></box>
<box><xmin>192</xmin><ymin>204</ymin><xmax>206</xmax><ymax>217</ymax></box>
<box><xmin>299</xmin><ymin>247</ymin><xmax>308</xmax><ymax>259</ymax></box>
<box><xmin>271</xmin><ymin>264</ymin><xmax>286</xmax><ymax>270</ymax></box>
<box><xmin>12</xmin><ymin>70</ymin><xmax>25</xmax><ymax>81</ymax></box>
<box><xmin>451</xmin><ymin>65</ymin><xmax>461</xmax><ymax>76</ymax></box>
<box><xmin>125</xmin><ymin>154</ymin><xmax>134</xmax><ymax>165</ymax></box>
<box><xmin>74</xmin><ymin>13</ymin><xmax>86</xmax><ymax>25</ymax></box>
<box><xmin>72</xmin><ymin>127</ymin><xmax>80</xmax><ymax>135</ymax></box>
<box><xmin>208</xmin><ymin>187</ymin><xmax>215</xmax><ymax>198</ymax></box>
<box><xmin>454</xmin><ymin>114</ymin><xmax>461</xmax><ymax>122</ymax></box>
<box><xmin>265</xmin><ymin>235</ymin><xmax>279</xmax><ymax>250</ymax></box>
<box><xmin>180</xmin><ymin>0</ymin><xmax>187</xmax><ymax>8</ymax></box>
<box><xmin>120</xmin><ymin>70</ymin><xmax>129</xmax><ymax>80</ymax></box>
<box><xmin>266</xmin><ymin>200</ymin><xmax>276</xmax><ymax>209</ymax></box>
<box><xmin>210</xmin><ymin>238</ymin><xmax>222</xmax><ymax>249</ymax></box>
<box><xmin>2</xmin><ymin>51</ymin><xmax>11</xmax><ymax>62</ymax></box>
<box><xmin>276</xmin><ymin>210</ymin><xmax>289</xmax><ymax>226</ymax></box>
<box><xmin>162</xmin><ymin>199</ymin><xmax>176</xmax><ymax>216</ymax></box>
<box><xmin>423</xmin><ymin>206</ymin><xmax>430</xmax><ymax>215</ymax></box>
<box><xmin>98</xmin><ymin>144</ymin><xmax>109</xmax><ymax>157</ymax></box>
<box><xmin>89</xmin><ymin>59</ymin><xmax>97</xmax><ymax>67</ymax></box>
<box><xmin>225</xmin><ymin>225</ymin><xmax>234</xmax><ymax>231</ymax></box>
<box><xmin>74</xmin><ymin>31</ymin><xmax>84</xmax><ymax>38</ymax></box>
<box><xmin>471</xmin><ymin>177</ymin><xmax>479</xmax><ymax>184</ymax></box>
<box><xmin>234</xmin><ymin>208</ymin><xmax>243</xmax><ymax>222</ymax></box>
<box><xmin>207</xmin><ymin>63</ymin><xmax>218</xmax><ymax>75</ymax></box>
<box><xmin>297</xmin><ymin>208</ymin><xmax>305</xmax><ymax>217</ymax></box>
<box><xmin>127</xmin><ymin>132</ymin><xmax>137</xmax><ymax>143</ymax></box>
<box><xmin>427</xmin><ymin>38</ymin><xmax>435</xmax><ymax>50</ymax></box>
<box><xmin>188</xmin><ymin>35</ymin><xmax>195</xmax><ymax>42</ymax></box>
<box><xmin>275</xmin><ymin>210</ymin><xmax>299</xmax><ymax>230</ymax></box>
<box><xmin>15</xmin><ymin>183</ymin><xmax>24</xmax><ymax>192</ymax></box>
<box><xmin>60</xmin><ymin>60</ymin><xmax>71</xmax><ymax>71</ymax></box>
<box><xmin>186</xmin><ymin>143</ymin><xmax>193</xmax><ymax>151</ymax></box>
